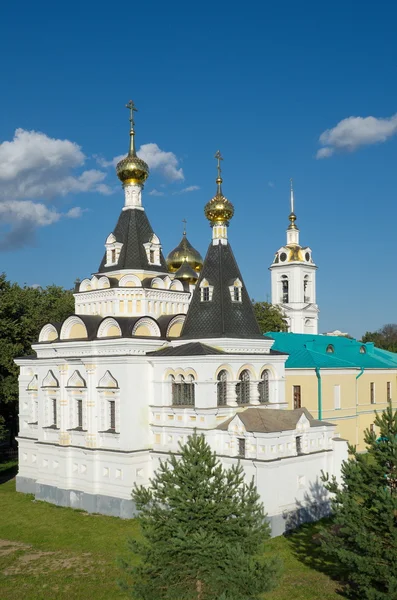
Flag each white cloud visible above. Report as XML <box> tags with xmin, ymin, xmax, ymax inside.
<box><xmin>180</xmin><ymin>185</ymin><xmax>200</xmax><ymax>193</ymax></box>
<box><xmin>97</xmin><ymin>143</ymin><xmax>184</xmax><ymax>182</ymax></box>
<box><xmin>148</xmin><ymin>189</ymin><xmax>165</xmax><ymax>196</ymax></box>
<box><xmin>0</xmin><ymin>128</ymin><xmax>111</xmax><ymax>248</ymax></box>
<box><xmin>316</xmin><ymin>113</ymin><xmax>397</xmax><ymax>158</ymax></box>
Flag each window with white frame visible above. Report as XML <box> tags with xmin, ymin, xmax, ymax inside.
<box><xmin>200</xmin><ymin>279</ymin><xmax>213</xmax><ymax>302</ymax></box>
<box><xmin>170</xmin><ymin>374</ymin><xmax>195</xmax><ymax>406</ymax></box>
<box><xmin>229</xmin><ymin>278</ymin><xmax>242</xmax><ymax>302</ymax></box>
<box><xmin>217</xmin><ymin>370</ymin><xmax>228</xmax><ymax>406</ymax></box>
<box><xmin>281</xmin><ymin>275</ymin><xmax>289</xmax><ymax>303</ymax></box>
<box><xmin>51</xmin><ymin>398</ymin><xmax>58</xmax><ymax>428</ymax></box>
<box><xmin>258</xmin><ymin>370</ymin><xmax>270</xmax><ymax>403</ymax></box>
<box><xmin>236</xmin><ymin>370</ymin><xmax>250</xmax><ymax>405</ymax></box>
<box><xmin>109</xmin><ymin>400</ymin><xmax>116</xmax><ymax>432</ymax></box>
<box><xmin>105</xmin><ymin>233</ymin><xmax>123</xmax><ymax>267</ymax></box>
<box><xmin>144</xmin><ymin>234</ymin><xmax>162</xmax><ymax>266</ymax></box>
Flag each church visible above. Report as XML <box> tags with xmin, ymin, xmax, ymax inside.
<box><xmin>16</xmin><ymin>103</ymin><xmax>347</xmax><ymax>536</ymax></box>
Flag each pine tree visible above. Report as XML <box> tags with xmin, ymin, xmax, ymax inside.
<box><xmin>321</xmin><ymin>403</ymin><xmax>397</xmax><ymax>599</ymax></box>
<box><xmin>120</xmin><ymin>434</ymin><xmax>281</xmax><ymax>600</ymax></box>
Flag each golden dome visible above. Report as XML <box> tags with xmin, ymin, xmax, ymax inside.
<box><xmin>166</xmin><ymin>231</ymin><xmax>203</xmax><ymax>273</ymax></box>
<box><xmin>204</xmin><ymin>151</ymin><xmax>234</xmax><ymax>225</ymax></box>
<box><xmin>116</xmin><ymin>100</ymin><xmax>149</xmax><ymax>186</ymax></box>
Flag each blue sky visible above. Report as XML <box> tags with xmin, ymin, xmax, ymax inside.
<box><xmin>0</xmin><ymin>0</ymin><xmax>396</xmax><ymax>339</ymax></box>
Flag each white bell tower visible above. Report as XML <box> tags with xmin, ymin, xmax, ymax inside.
<box><xmin>269</xmin><ymin>181</ymin><xmax>319</xmax><ymax>334</ymax></box>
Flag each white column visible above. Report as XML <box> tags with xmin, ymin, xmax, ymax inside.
<box><xmin>85</xmin><ymin>364</ymin><xmax>97</xmax><ymax>448</ymax></box>
<box><xmin>57</xmin><ymin>364</ymin><xmax>70</xmax><ymax>446</ymax></box>
<box><xmin>123</xmin><ymin>183</ymin><xmax>144</xmax><ymax>210</ymax></box>
<box><xmin>226</xmin><ymin>381</ymin><xmax>238</xmax><ymax>407</ymax></box>
<box><xmin>250</xmin><ymin>381</ymin><xmax>260</xmax><ymax>405</ymax></box>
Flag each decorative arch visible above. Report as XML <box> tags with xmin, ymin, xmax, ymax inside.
<box><xmin>66</xmin><ymin>370</ymin><xmax>86</xmax><ymax>388</ymax></box>
<box><xmin>326</xmin><ymin>344</ymin><xmax>335</xmax><ymax>354</ymax></box>
<box><xmin>97</xmin><ymin>318</ymin><xmax>122</xmax><ymax>338</ymax></box>
<box><xmin>97</xmin><ymin>370</ymin><xmax>119</xmax><ymax>389</ymax></box>
<box><xmin>97</xmin><ymin>276</ymin><xmax>110</xmax><ymax>289</ymax></box>
<box><xmin>119</xmin><ymin>274</ymin><xmax>142</xmax><ymax>288</ymax></box>
<box><xmin>27</xmin><ymin>374</ymin><xmax>38</xmax><ymax>391</ymax></box>
<box><xmin>79</xmin><ymin>278</ymin><xmax>92</xmax><ymax>292</ymax></box>
<box><xmin>215</xmin><ymin>364</ymin><xmax>234</xmax><ymax>379</ymax></box>
<box><xmin>163</xmin><ymin>275</ymin><xmax>172</xmax><ymax>289</ymax></box>
<box><xmin>170</xmin><ymin>279</ymin><xmax>184</xmax><ymax>291</ymax></box>
<box><xmin>106</xmin><ymin>233</ymin><xmax>116</xmax><ymax>244</ymax></box>
<box><xmin>60</xmin><ymin>317</ymin><xmax>88</xmax><ymax>340</ymax></box>
<box><xmin>360</xmin><ymin>345</ymin><xmax>367</xmax><ymax>354</ymax></box>
<box><xmin>217</xmin><ymin>369</ymin><xmax>228</xmax><ymax>406</ymax></box>
<box><xmin>39</xmin><ymin>323</ymin><xmax>58</xmax><ymax>342</ymax></box>
<box><xmin>42</xmin><ymin>370</ymin><xmax>59</xmax><ymax>388</ymax></box>
<box><xmin>151</xmin><ymin>277</ymin><xmax>165</xmax><ymax>290</ymax></box>
<box><xmin>132</xmin><ymin>317</ymin><xmax>161</xmax><ymax>337</ymax></box>
<box><xmin>166</xmin><ymin>315</ymin><xmax>186</xmax><ymax>338</ymax></box>
<box><xmin>236</xmin><ymin>364</ymin><xmax>256</xmax><ymax>379</ymax></box>
<box><xmin>90</xmin><ymin>276</ymin><xmax>99</xmax><ymax>290</ymax></box>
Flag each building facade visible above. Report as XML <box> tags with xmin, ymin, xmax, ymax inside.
<box><xmin>16</xmin><ymin>106</ymin><xmax>347</xmax><ymax>536</ymax></box>
<box><xmin>268</xmin><ymin>332</ymin><xmax>397</xmax><ymax>451</ymax></box>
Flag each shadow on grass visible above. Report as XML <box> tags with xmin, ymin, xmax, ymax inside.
<box><xmin>283</xmin><ymin>479</ymin><xmax>348</xmax><ymax>598</ymax></box>
<box><xmin>0</xmin><ymin>460</ymin><xmax>18</xmax><ymax>484</ymax></box>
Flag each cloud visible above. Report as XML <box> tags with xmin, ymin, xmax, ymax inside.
<box><xmin>180</xmin><ymin>185</ymin><xmax>200</xmax><ymax>193</ymax></box>
<box><xmin>0</xmin><ymin>128</ymin><xmax>111</xmax><ymax>249</ymax></box>
<box><xmin>268</xmin><ymin>181</ymin><xmax>275</xmax><ymax>188</ymax></box>
<box><xmin>148</xmin><ymin>189</ymin><xmax>165</xmax><ymax>196</ymax></box>
<box><xmin>97</xmin><ymin>143</ymin><xmax>184</xmax><ymax>182</ymax></box>
<box><xmin>316</xmin><ymin>113</ymin><xmax>397</xmax><ymax>158</ymax></box>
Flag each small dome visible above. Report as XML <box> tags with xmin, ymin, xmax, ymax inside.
<box><xmin>174</xmin><ymin>260</ymin><xmax>199</xmax><ymax>284</ymax></box>
<box><xmin>204</xmin><ymin>187</ymin><xmax>234</xmax><ymax>224</ymax></box>
<box><xmin>166</xmin><ymin>233</ymin><xmax>203</xmax><ymax>273</ymax></box>
<box><xmin>116</xmin><ymin>153</ymin><xmax>149</xmax><ymax>185</ymax></box>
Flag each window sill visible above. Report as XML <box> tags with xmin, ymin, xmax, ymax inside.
<box><xmin>67</xmin><ymin>428</ymin><xmax>87</xmax><ymax>432</ymax></box>
<box><xmin>28</xmin><ymin>422</ymin><xmax>38</xmax><ymax>426</ymax></box>
<box><xmin>98</xmin><ymin>429</ymin><xmax>119</xmax><ymax>435</ymax></box>
<box><xmin>43</xmin><ymin>425</ymin><xmax>59</xmax><ymax>430</ymax></box>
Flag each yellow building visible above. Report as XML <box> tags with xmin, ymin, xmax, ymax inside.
<box><xmin>267</xmin><ymin>332</ymin><xmax>397</xmax><ymax>451</ymax></box>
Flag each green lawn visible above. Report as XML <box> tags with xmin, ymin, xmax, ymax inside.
<box><xmin>0</xmin><ymin>472</ymin><xmax>345</xmax><ymax>600</ymax></box>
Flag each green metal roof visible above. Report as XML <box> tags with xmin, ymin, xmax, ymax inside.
<box><xmin>266</xmin><ymin>332</ymin><xmax>397</xmax><ymax>370</ymax></box>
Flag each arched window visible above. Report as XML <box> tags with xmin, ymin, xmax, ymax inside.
<box><xmin>303</xmin><ymin>275</ymin><xmax>310</xmax><ymax>302</ymax></box>
<box><xmin>217</xmin><ymin>370</ymin><xmax>228</xmax><ymax>406</ymax></box>
<box><xmin>281</xmin><ymin>275</ymin><xmax>289</xmax><ymax>303</ymax></box>
<box><xmin>360</xmin><ymin>345</ymin><xmax>367</xmax><ymax>354</ymax></box>
<box><xmin>171</xmin><ymin>374</ymin><xmax>195</xmax><ymax>406</ymax></box>
<box><xmin>326</xmin><ymin>344</ymin><xmax>334</xmax><ymax>354</ymax></box>
<box><xmin>258</xmin><ymin>370</ymin><xmax>270</xmax><ymax>403</ymax></box>
<box><xmin>236</xmin><ymin>370</ymin><xmax>250</xmax><ymax>405</ymax></box>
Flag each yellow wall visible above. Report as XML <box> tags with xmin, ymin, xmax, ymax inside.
<box><xmin>285</xmin><ymin>369</ymin><xmax>397</xmax><ymax>452</ymax></box>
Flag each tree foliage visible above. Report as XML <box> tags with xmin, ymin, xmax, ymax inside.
<box><xmin>252</xmin><ymin>300</ymin><xmax>288</xmax><ymax>334</ymax></box>
<box><xmin>321</xmin><ymin>404</ymin><xmax>397</xmax><ymax>599</ymax></box>
<box><xmin>361</xmin><ymin>323</ymin><xmax>397</xmax><ymax>353</ymax></box>
<box><xmin>0</xmin><ymin>273</ymin><xmax>74</xmax><ymax>440</ymax></box>
<box><xmin>120</xmin><ymin>434</ymin><xmax>281</xmax><ymax>600</ymax></box>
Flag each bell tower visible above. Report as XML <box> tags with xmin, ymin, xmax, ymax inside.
<box><xmin>269</xmin><ymin>181</ymin><xmax>319</xmax><ymax>334</ymax></box>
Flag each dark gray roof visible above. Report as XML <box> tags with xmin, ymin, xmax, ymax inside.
<box><xmin>180</xmin><ymin>241</ymin><xmax>263</xmax><ymax>339</ymax></box>
<box><xmin>98</xmin><ymin>208</ymin><xmax>168</xmax><ymax>273</ymax></box>
<box><xmin>217</xmin><ymin>407</ymin><xmax>334</xmax><ymax>433</ymax></box>
<box><xmin>147</xmin><ymin>342</ymin><xmax>225</xmax><ymax>356</ymax></box>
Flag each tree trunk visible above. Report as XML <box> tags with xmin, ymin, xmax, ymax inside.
<box><xmin>196</xmin><ymin>579</ymin><xmax>203</xmax><ymax>600</ymax></box>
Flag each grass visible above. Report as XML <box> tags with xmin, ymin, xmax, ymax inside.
<box><xmin>0</xmin><ymin>473</ymin><xmax>345</xmax><ymax>600</ymax></box>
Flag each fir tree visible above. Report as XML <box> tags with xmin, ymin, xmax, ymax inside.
<box><xmin>120</xmin><ymin>434</ymin><xmax>281</xmax><ymax>600</ymax></box>
<box><xmin>321</xmin><ymin>403</ymin><xmax>397</xmax><ymax>599</ymax></box>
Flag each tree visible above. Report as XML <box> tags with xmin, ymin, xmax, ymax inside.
<box><xmin>321</xmin><ymin>404</ymin><xmax>397</xmax><ymax>599</ymax></box>
<box><xmin>252</xmin><ymin>300</ymin><xmax>288</xmax><ymax>334</ymax></box>
<box><xmin>0</xmin><ymin>274</ymin><xmax>74</xmax><ymax>443</ymax></box>
<box><xmin>361</xmin><ymin>323</ymin><xmax>397</xmax><ymax>353</ymax></box>
<box><xmin>120</xmin><ymin>434</ymin><xmax>281</xmax><ymax>600</ymax></box>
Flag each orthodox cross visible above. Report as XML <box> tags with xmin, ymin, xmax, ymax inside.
<box><xmin>126</xmin><ymin>100</ymin><xmax>137</xmax><ymax>129</ymax></box>
<box><xmin>215</xmin><ymin>150</ymin><xmax>223</xmax><ymax>179</ymax></box>
<box><xmin>182</xmin><ymin>218</ymin><xmax>187</xmax><ymax>235</ymax></box>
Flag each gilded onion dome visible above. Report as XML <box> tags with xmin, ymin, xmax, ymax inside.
<box><xmin>166</xmin><ymin>227</ymin><xmax>203</xmax><ymax>273</ymax></box>
<box><xmin>204</xmin><ymin>150</ymin><xmax>234</xmax><ymax>224</ymax></box>
<box><xmin>116</xmin><ymin>100</ymin><xmax>149</xmax><ymax>186</ymax></box>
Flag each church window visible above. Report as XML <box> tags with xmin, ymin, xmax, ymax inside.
<box><xmin>52</xmin><ymin>398</ymin><xmax>58</xmax><ymax>427</ymax></box>
<box><xmin>304</xmin><ymin>275</ymin><xmax>310</xmax><ymax>302</ymax></box>
<box><xmin>360</xmin><ymin>345</ymin><xmax>366</xmax><ymax>354</ymax></box>
<box><xmin>296</xmin><ymin>436</ymin><xmax>303</xmax><ymax>455</ymax></box>
<box><xmin>217</xmin><ymin>370</ymin><xmax>228</xmax><ymax>406</ymax></box>
<box><xmin>171</xmin><ymin>374</ymin><xmax>195</xmax><ymax>407</ymax></box>
<box><xmin>149</xmin><ymin>249</ymin><xmax>155</xmax><ymax>263</ymax></box>
<box><xmin>281</xmin><ymin>276</ymin><xmax>289</xmax><ymax>303</ymax></box>
<box><xmin>258</xmin><ymin>370</ymin><xmax>270</xmax><ymax>403</ymax></box>
<box><xmin>202</xmin><ymin>287</ymin><xmax>210</xmax><ymax>302</ymax></box>
<box><xmin>387</xmin><ymin>381</ymin><xmax>391</xmax><ymax>401</ymax></box>
<box><xmin>293</xmin><ymin>385</ymin><xmax>301</xmax><ymax>409</ymax></box>
<box><xmin>111</xmin><ymin>249</ymin><xmax>116</xmax><ymax>263</ymax></box>
<box><xmin>238</xmin><ymin>438</ymin><xmax>246</xmax><ymax>458</ymax></box>
<box><xmin>109</xmin><ymin>400</ymin><xmax>116</xmax><ymax>431</ymax></box>
<box><xmin>370</xmin><ymin>382</ymin><xmax>375</xmax><ymax>404</ymax></box>
<box><xmin>280</xmin><ymin>252</ymin><xmax>287</xmax><ymax>262</ymax></box>
<box><xmin>233</xmin><ymin>286</ymin><xmax>241</xmax><ymax>302</ymax></box>
<box><xmin>305</xmin><ymin>252</ymin><xmax>310</xmax><ymax>262</ymax></box>
<box><xmin>236</xmin><ymin>370</ymin><xmax>250</xmax><ymax>405</ymax></box>
<box><xmin>77</xmin><ymin>399</ymin><xmax>83</xmax><ymax>429</ymax></box>
<box><xmin>326</xmin><ymin>344</ymin><xmax>334</xmax><ymax>353</ymax></box>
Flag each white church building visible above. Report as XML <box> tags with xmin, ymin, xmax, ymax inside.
<box><xmin>270</xmin><ymin>180</ymin><xmax>319</xmax><ymax>334</ymax></box>
<box><xmin>16</xmin><ymin>103</ymin><xmax>346</xmax><ymax>536</ymax></box>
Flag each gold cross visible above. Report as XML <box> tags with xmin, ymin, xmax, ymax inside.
<box><xmin>126</xmin><ymin>100</ymin><xmax>138</xmax><ymax>128</ymax></box>
<box><xmin>215</xmin><ymin>150</ymin><xmax>223</xmax><ymax>179</ymax></box>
